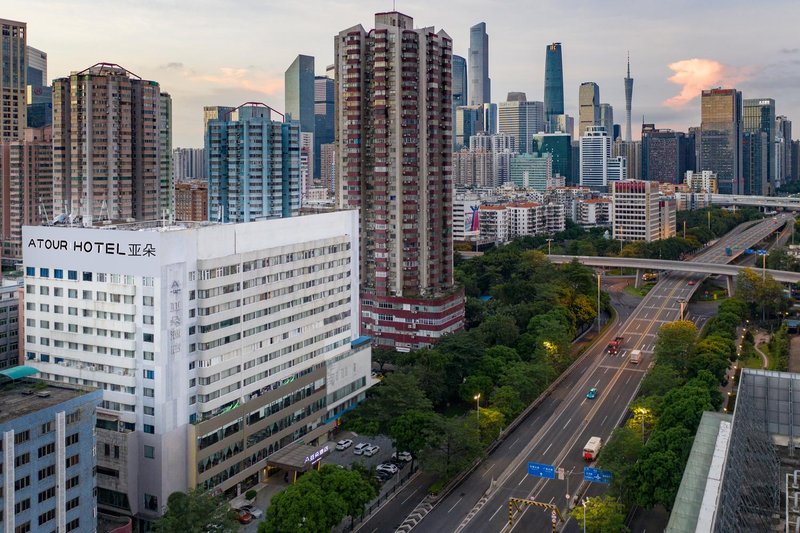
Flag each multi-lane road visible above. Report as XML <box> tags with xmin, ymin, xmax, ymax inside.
<box><xmin>407</xmin><ymin>214</ymin><xmax>793</xmax><ymax>533</ymax></box>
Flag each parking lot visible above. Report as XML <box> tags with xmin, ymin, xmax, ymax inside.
<box><xmin>323</xmin><ymin>433</ymin><xmax>397</xmax><ymax>471</ymax></box>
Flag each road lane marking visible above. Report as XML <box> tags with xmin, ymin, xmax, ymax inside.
<box><xmin>401</xmin><ymin>486</ymin><xmax>422</xmax><ymax>505</ymax></box>
<box><xmin>481</xmin><ymin>464</ymin><xmax>495</xmax><ymax>478</ymax></box>
<box><xmin>448</xmin><ymin>496</ymin><xmax>463</xmax><ymax>513</ymax></box>
<box><xmin>518</xmin><ymin>474</ymin><xmax>527</xmax><ymax>486</ymax></box>
<box><xmin>511</xmin><ymin>437</ymin><xmax>520</xmax><ymax>447</ymax></box>
<box><xmin>490</xmin><ymin>505</ymin><xmax>503</xmax><ymax>521</ymax></box>
<box><xmin>625</xmin><ymin>375</ymin><xmax>631</xmax><ymax>385</ymax></box>
<box><xmin>544</xmin><ymin>442</ymin><xmax>553</xmax><ymax>455</ymax></box>
<box><xmin>602</xmin><ymin>415</ymin><xmax>608</xmax><ymax>425</ymax></box>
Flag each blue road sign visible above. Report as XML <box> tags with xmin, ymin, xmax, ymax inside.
<box><xmin>756</xmin><ymin>250</ymin><xmax>768</xmax><ymax>256</ymax></box>
<box><xmin>584</xmin><ymin>466</ymin><xmax>613</xmax><ymax>483</ymax></box>
<box><xmin>528</xmin><ymin>462</ymin><xmax>556</xmax><ymax>479</ymax></box>
<box><xmin>744</xmin><ymin>249</ymin><xmax>754</xmax><ymax>255</ymax></box>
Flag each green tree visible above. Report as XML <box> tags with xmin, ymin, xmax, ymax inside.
<box><xmin>598</xmin><ymin>426</ymin><xmax>644</xmax><ymax>498</ymax></box>
<box><xmin>262</xmin><ymin>473</ymin><xmax>339</xmax><ymax>533</ymax></box>
<box><xmin>477</xmin><ymin>314</ymin><xmax>520</xmax><ymax>347</ymax></box>
<box><xmin>476</xmin><ymin>407</ymin><xmax>505</xmax><ymax>445</ymax></box>
<box><xmin>317</xmin><ymin>465</ymin><xmax>378</xmax><ymax>525</ymax></box>
<box><xmin>490</xmin><ymin>385</ymin><xmax>526</xmax><ymax>420</ymax></box>
<box><xmin>638</xmin><ymin>364</ymin><xmax>684</xmax><ymax>397</ymax></box>
<box><xmin>372</xmin><ymin>347</ymin><xmax>397</xmax><ymax>373</ymax></box>
<box><xmin>422</xmin><ymin>416</ymin><xmax>483</xmax><ymax>479</ymax></box>
<box><xmin>154</xmin><ymin>488</ymin><xmax>238</xmax><ymax>533</ymax></box>
<box><xmin>341</xmin><ymin>372</ymin><xmax>432</xmax><ymax>435</ymax></box>
<box><xmin>571</xmin><ymin>293</ymin><xmax>598</xmax><ymax>326</ymax></box>
<box><xmin>459</xmin><ymin>374</ymin><xmax>494</xmax><ymax>404</ymax></box>
<box><xmin>569</xmin><ymin>495</ymin><xmax>629</xmax><ymax>533</ymax></box>
<box><xmin>654</xmin><ymin>321</ymin><xmax>697</xmax><ymax>372</ymax></box>
<box><xmin>389</xmin><ymin>410</ymin><xmax>442</xmax><ymax>468</ymax></box>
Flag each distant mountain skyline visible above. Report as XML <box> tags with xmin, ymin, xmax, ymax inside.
<box><xmin>11</xmin><ymin>0</ymin><xmax>799</xmax><ymax>146</ymax></box>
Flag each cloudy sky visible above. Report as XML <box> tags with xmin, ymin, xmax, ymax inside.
<box><xmin>11</xmin><ymin>0</ymin><xmax>800</xmax><ymax>147</ymax></box>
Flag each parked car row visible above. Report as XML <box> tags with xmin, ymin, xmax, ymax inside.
<box><xmin>230</xmin><ymin>503</ymin><xmax>263</xmax><ymax>524</ymax></box>
<box><xmin>353</xmin><ymin>442</ymin><xmax>380</xmax><ymax>456</ymax></box>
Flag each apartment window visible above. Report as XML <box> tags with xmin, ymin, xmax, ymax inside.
<box><xmin>68</xmin><ymin>289</ymin><xmax>77</xmax><ymax>298</ymax></box>
<box><xmin>144</xmin><ymin>351</ymin><xmax>154</xmax><ymax>361</ymax></box>
<box><xmin>54</xmin><ymin>322</ymin><xmax>63</xmax><ymax>331</ymax></box>
<box><xmin>96</xmin><ymin>291</ymin><xmax>107</xmax><ymax>301</ymax></box>
<box><xmin>124</xmin><ymin>295</ymin><xmax>134</xmax><ymax>304</ymax></box>
<box><xmin>39</xmin><ymin>286</ymin><xmax>49</xmax><ymax>295</ymax></box>
<box><xmin>68</xmin><ymin>270</ymin><xmax>77</xmax><ymax>280</ymax></box>
<box><xmin>65</xmin><ymin>475</ymin><xmax>79</xmax><ymax>489</ymax></box>
<box><xmin>15</xmin><ymin>498</ymin><xmax>30</xmax><ymax>513</ymax></box>
<box><xmin>54</xmin><ymin>287</ymin><xmax>63</xmax><ymax>297</ymax></box>
<box><xmin>66</xmin><ymin>411</ymin><xmax>81</xmax><ymax>424</ymax></box>
<box><xmin>53</xmin><ymin>305</ymin><xmax>62</xmax><ymax>314</ymax></box>
<box><xmin>14</xmin><ymin>452</ymin><xmax>30</xmax><ymax>467</ymax></box>
<box><xmin>14</xmin><ymin>430</ymin><xmax>30</xmax><ymax>444</ymax></box>
<box><xmin>83</xmin><ymin>290</ymin><xmax>92</xmax><ymax>300</ymax></box>
<box><xmin>66</xmin><ymin>496</ymin><xmax>80</xmax><ymax>511</ymax></box>
<box><xmin>65</xmin><ymin>433</ymin><xmax>79</xmax><ymax>446</ymax></box>
<box><xmin>143</xmin><ymin>370</ymin><xmax>154</xmax><ymax>380</ymax></box>
<box><xmin>65</xmin><ymin>454</ymin><xmax>79</xmax><ymax>468</ymax></box>
<box><xmin>68</xmin><ymin>324</ymin><xmax>77</xmax><ymax>333</ymax></box>
<box><xmin>143</xmin><ymin>315</ymin><xmax>154</xmax><ymax>325</ymax></box>
<box><xmin>66</xmin><ymin>518</ymin><xmax>80</xmax><ymax>532</ymax></box>
<box><xmin>15</xmin><ymin>522</ymin><xmax>31</xmax><ymax>533</ymax></box>
<box><xmin>144</xmin><ymin>388</ymin><xmax>154</xmax><ymax>397</ymax></box>
<box><xmin>143</xmin><ymin>333</ymin><xmax>154</xmax><ymax>343</ymax></box>
<box><xmin>40</xmin><ymin>268</ymin><xmax>49</xmax><ymax>278</ymax></box>
<box><xmin>40</xmin><ymin>421</ymin><xmax>54</xmax><ymax>435</ymax></box>
<box><xmin>37</xmin><ymin>465</ymin><xmax>55</xmax><ymax>481</ymax></box>
<box><xmin>54</xmin><ymin>269</ymin><xmax>63</xmax><ymax>279</ymax></box>
<box><xmin>14</xmin><ymin>475</ymin><xmax>30</xmax><ymax>490</ymax></box>
<box><xmin>144</xmin><ymin>445</ymin><xmax>155</xmax><ymax>459</ymax></box>
<box><xmin>26</xmin><ymin>267</ymin><xmax>35</xmax><ymax>276</ymax></box>
<box><xmin>38</xmin><ymin>486</ymin><xmax>56</xmax><ymax>503</ymax></box>
<box><xmin>143</xmin><ymin>296</ymin><xmax>154</xmax><ymax>306</ymax></box>
<box><xmin>68</xmin><ymin>307</ymin><xmax>77</xmax><ymax>316</ymax></box>
<box><xmin>38</xmin><ymin>509</ymin><xmax>56</xmax><ymax>526</ymax></box>
<box><xmin>144</xmin><ymin>424</ymin><xmax>155</xmax><ymax>434</ymax></box>
<box><xmin>144</xmin><ymin>406</ymin><xmax>154</xmax><ymax>415</ymax></box>
<box><xmin>83</xmin><ymin>271</ymin><xmax>92</xmax><ymax>281</ymax></box>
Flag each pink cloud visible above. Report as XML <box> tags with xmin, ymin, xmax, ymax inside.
<box><xmin>194</xmin><ymin>67</ymin><xmax>283</xmax><ymax>96</ymax></box>
<box><xmin>663</xmin><ymin>58</ymin><xmax>751</xmax><ymax>108</ymax></box>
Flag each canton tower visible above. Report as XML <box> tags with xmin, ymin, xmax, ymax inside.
<box><xmin>624</xmin><ymin>53</ymin><xmax>633</xmax><ymax>142</ymax></box>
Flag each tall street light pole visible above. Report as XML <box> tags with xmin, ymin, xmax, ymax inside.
<box><xmin>596</xmin><ymin>272</ymin><xmax>601</xmax><ymax>333</ymax></box>
<box><xmin>547</xmin><ymin>238</ymin><xmax>554</xmax><ymax>255</ymax></box>
<box><xmin>474</xmin><ymin>394</ymin><xmax>480</xmax><ymax>428</ymax></box>
<box><xmin>582</xmin><ymin>498</ymin><xmax>587</xmax><ymax>533</ymax></box>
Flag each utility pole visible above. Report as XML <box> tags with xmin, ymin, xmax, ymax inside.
<box><xmin>547</xmin><ymin>238</ymin><xmax>554</xmax><ymax>255</ymax></box>
<box><xmin>596</xmin><ymin>272</ymin><xmax>601</xmax><ymax>332</ymax></box>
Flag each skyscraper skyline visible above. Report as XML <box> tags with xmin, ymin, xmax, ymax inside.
<box><xmin>700</xmin><ymin>88</ymin><xmax>743</xmax><ymax>194</ymax></box>
<box><xmin>742</xmin><ymin>98</ymin><xmax>775</xmax><ymax>194</ymax></box>
<box><xmin>624</xmin><ymin>53</ymin><xmax>634</xmax><ymax>143</ymax></box>
<box><xmin>314</xmin><ymin>75</ymin><xmax>335</xmax><ymax>179</ymax></box>
<box><xmin>284</xmin><ymin>54</ymin><xmax>315</xmax><ymax>134</ymax></box>
<box><xmin>452</xmin><ymin>54</ymin><xmax>468</xmax><ymax>108</ymax></box>
<box><xmin>498</xmin><ymin>95</ymin><xmax>545</xmax><ymax>154</ymax></box>
<box><xmin>468</xmin><ymin>22</ymin><xmax>490</xmax><ymax>106</ymax></box>
<box><xmin>579</xmin><ymin>82</ymin><xmax>600</xmax><ymax>135</ymax></box>
<box><xmin>335</xmin><ymin>10</ymin><xmax>464</xmax><ymax>350</ymax></box>
<box><xmin>544</xmin><ymin>42</ymin><xmax>564</xmax><ymax>125</ymax></box>
<box><xmin>600</xmin><ymin>103</ymin><xmax>614</xmax><ymax>142</ymax></box>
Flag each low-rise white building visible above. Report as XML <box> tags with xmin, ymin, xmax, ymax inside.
<box><xmin>576</xmin><ymin>198</ymin><xmax>611</xmax><ymax>226</ymax></box>
<box><xmin>21</xmin><ymin>211</ymin><xmax>372</xmax><ymax>521</ymax></box>
<box><xmin>479</xmin><ymin>202</ymin><xmax>565</xmax><ymax>244</ymax></box>
<box><xmin>685</xmin><ymin>170</ymin><xmax>718</xmax><ymax>193</ymax></box>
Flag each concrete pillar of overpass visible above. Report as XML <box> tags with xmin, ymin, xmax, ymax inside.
<box><xmin>726</xmin><ymin>275</ymin><xmax>734</xmax><ymax>297</ymax></box>
<box><xmin>635</xmin><ymin>269</ymin><xmax>643</xmax><ymax>289</ymax></box>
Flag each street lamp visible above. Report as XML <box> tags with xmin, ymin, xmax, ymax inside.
<box><xmin>582</xmin><ymin>498</ymin><xmax>587</xmax><ymax>533</ymax></box>
<box><xmin>474</xmin><ymin>394</ymin><xmax>481</xmax><ymax>427</ymax></box>
<box><xmin>635</xmin><ymin>407</ymin><xmax>650</xmax><ymax>443</ymax></box>
<box><xmin>596</xmin><ymin>271</ymin><xmax>602</xmax><ymax>333</ymax></box>
<box><xmin>677</xmin><ymin>299</ymin><xmax>687</xmax><ymax>321</ymax></box>
<box><xmin>546</xmin><ymin>238</ymin><xmax>554</xmax><ymax>255</ymax></box>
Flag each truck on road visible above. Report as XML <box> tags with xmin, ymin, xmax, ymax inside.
<box><xmin>629</xmin><ymin>349</ymin><xmax>642</xmax><ymax>364</ymax></box>
<box><xmin>583</xmin><ymin>436</ymin><xmax>602</xmax><ymax>461</ymax></box>
<box><xmin>607</xmin><ymin>336</ymin><xmax>624</xmax><ymax>354</ymax></box>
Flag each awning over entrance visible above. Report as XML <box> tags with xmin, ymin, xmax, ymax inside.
<box><xmin>265</xmin><ymin>441</ymin><xmax>332</xmax><ymax>473</ymax></box>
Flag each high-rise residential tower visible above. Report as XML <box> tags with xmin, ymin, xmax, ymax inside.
<box><xmin>284</xmin><ymin>54</ymin><xmax>315</xmax><ymax>134</ymax></box>
<box><xmin>314</xmin><ymin>75</ymin><xmax>335</xmax><ymax>179</ymax></box>
<box><xmin>468</xmin><ymin>22</ymin><xmax>490</xmax><ymax>106</ymax></box>
<box><xmin>700</xmin><ymin>88</ymin><xmax>742</xmax><ymax>194</ymax></box>
<box><xmin>579</xmin><ymin>82</ymin><xmax>600</xmax><ymax>135</ymax></box>
<box><xmin>641</xmin><ymin>125</ymin><xmax>692</xmax><ymax>184</ymax></box>
<box><xmin>172</xmin><ymin>148</ymin><xmax>206</xmax><ymax>182</ymax></box>
<box><xmin>498</xmin><ymin>94</ymin><xmax>545</xmax><ymax>154</ymax></box>
<box><xmin>624</xmin><ymin>53</ymin><xmax>633</xmax><ymax>142</ymax></box>
<box><xmin>742</xmin><ymin>98</ymin><xmax>775</xmax><ymax>193</ymax></box>
<box><xmin>544</xmin><ymin>43</ymin><xmax>564</xmax><ymax>125</ymax></box>
<box><xmin>580</xmin><ymin>126</ymin><xmax>613</xmax><ymax>189</ymax></box>
<box><xmin>206</xmin><ymin>103</ymin><xmax>300</xmax><ymax>222</ymax></box>
<box><xmin>0</xmin><ymin>18</ymin><xmax>26</xmax><ymax>141</ymax></box>
<box><xmin>452</xmin><ymin>54</ymin><xmax>468</xmax><ymax>108</ymax></box>
<box><xmin>335</xmin><ymin>11</ymin><xmax>464</xmax><ymax>351</ymax></box>
<box><xmin>52</xmin><ymin>63</ymin><xmax>171</xmax><ymax>224</ymax></box>
<box><xmin>776</xmin><ymin>115</ymin><xmax>792</xmax><ymax>186</ymax></box>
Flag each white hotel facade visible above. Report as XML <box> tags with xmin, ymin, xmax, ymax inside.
<box><xmin>21</xmin><ymin>211</ymin><xmax>372</xmax><ymax>523</ymax></box>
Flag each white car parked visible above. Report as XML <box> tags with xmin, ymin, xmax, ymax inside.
<box><xmin>353</xmin><ymin>442</ymin><xmax>370</xmax><ymax>455</ymax></box>
<box><xmin>376</xmin><ymin>463</ymin><xmax>399</xmax><ymax>475</ymax></box>
<box><xmin>392</xmin><ymin>451</ymin><xmax>412</xmax><ymax>462</ymax></box>
<box><xmin>363</xmin><ymin>445</ymin><xmax>380</xmax><ymax>457</ymax></box>
<box><xmin>335</xmin><ymin>439</ymin><xmax>353</xmax><ymax>451</ymax></box>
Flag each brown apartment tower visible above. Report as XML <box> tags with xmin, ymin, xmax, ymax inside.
<box><xmin>52</xmin><ymin>63</ymin><xmax>172</xmax><ymax>224</ymax></box>
<box><xmin>335</xmin><ymin>11</ymin><xmax>465</xmax><ymax>351</ymax></box>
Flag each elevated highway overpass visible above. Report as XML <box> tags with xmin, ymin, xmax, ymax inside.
<box><xmin>711</xmin><ymin>194</ymin><xmax>800</xmax><ymax>210</ymax></box>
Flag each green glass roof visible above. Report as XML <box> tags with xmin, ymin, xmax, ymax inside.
<box><xmin>0</xmin><ymin>366</ymin><xmax>40</xmax><ymax>380</ymax></box>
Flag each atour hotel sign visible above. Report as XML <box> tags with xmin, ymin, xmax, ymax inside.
<box><xmin>22</xmin><ymin>226</ymin><xmax>162</xmax><ymax>277</ymax></box>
